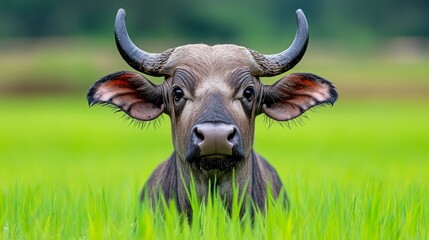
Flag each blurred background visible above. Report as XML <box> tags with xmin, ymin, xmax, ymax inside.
<box><xmin>0</xmin><ymin>0</ymin><xmax>428</xmax><ymax>185</ymax></box>
<box><xmin>1</xmin><ymin>0</ymin><xmax>428</xmax><ymax>98</ymax></box>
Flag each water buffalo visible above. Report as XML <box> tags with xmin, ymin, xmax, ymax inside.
<box><xmin>87</xmin><ymin>8</ymin><xmax>337</xmax><ymax>214</ymax></box>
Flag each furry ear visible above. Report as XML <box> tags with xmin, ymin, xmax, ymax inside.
<box><xmin>262</xmin><ymin>73</ymin><xmax>337</xmax><ymax>121</ymax></box>
<box><xmin>87</xmin><ymin>71</ymin><xmax>164</xmax><ymax>121</ymax></box>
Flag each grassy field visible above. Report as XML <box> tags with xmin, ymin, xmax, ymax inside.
<box><xmin>1</xmin><ymin>95</ymin><xmax>428</xmax><ymax>239</ymax></box>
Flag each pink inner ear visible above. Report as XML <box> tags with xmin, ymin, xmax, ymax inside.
<box><xmin>96</xmin><ymin>82</ymin><xmax>163</xmax><ymax>121</ymax></box>
<box><xmin>263</xmin><ymin>102</ymin><xmax>304</xmax><ymax>121</ymax></box>
<box><xmin>90</xmin><ymin>72</ymin><xmax>165</xmax><ymax>121</ymax></box>
<box><xmin>294</xmin><ymin>79</ymin><xmax>317</xmax><ymax>90</ymax></box>
<box><xmin>129</xmin><ymin>102</ymin><xmax>165</xmax><ymax>121</ymax></box>
<box><xmin>110</xmin><ymin>92</ymin><xmax>141</xmax><ymax>110</ymax></box>
<box><xmin>263</xmin><ymin>73</ymin><xmax>336</xmax><ymax>121</ymax></box>
<box><xmin>291</xmin><ymin>78</ymin><xmax>332</xmax><ymax>103</ymax></box>
<box><xmin>94</xmin><ymin>80</ymin><xmax>135</xmax><ymax>103</ymax></box>
<box><xmin>105</xmin><ymin>79</ymin><xmax>132</xmax><ymax>88</ymax></box>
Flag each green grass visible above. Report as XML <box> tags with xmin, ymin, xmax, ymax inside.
<box><xmin>1</xmin><ymin>96</ymin><xmax>428</xmax><ymax>239</ymax></box>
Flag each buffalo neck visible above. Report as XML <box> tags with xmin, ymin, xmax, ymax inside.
<box><xmin>175</xmin><ymin>151</ymin><xmax>253</xmax><ymax>213</ymax></box>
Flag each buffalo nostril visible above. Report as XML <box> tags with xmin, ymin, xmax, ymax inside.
<box><xmin>194</xmin><ymin>127</ymin><xmax>205</xmax><ymax>141</ymax></box>
<box><xmin>227</xmin><ymin>128</ymin><xmax>236</xmax><ymax>142</ymax></box>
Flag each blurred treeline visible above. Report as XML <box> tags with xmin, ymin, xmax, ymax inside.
<box><xmin>1</xmin><ymin>0</ymin><xmax>428</xmax><ymax>47</ymax></box>
<box><xmin>1</xmin><ymin>0</ymin><xmax>428</xmax><ymax>98</ymax></box>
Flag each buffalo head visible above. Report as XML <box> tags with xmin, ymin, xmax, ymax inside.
<box><xmin>87</xmin><ymin>8</ymin><xmax>337</xmax><ymax>212</ymax></box>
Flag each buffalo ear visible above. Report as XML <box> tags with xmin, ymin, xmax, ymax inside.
<box><xmin>262</xmin><ymin>73</ymin><xmax>338</xmax><ymax>121</ymax></box>
<box><xmin>87</xmin><ymin>71</ymin><xmax>164</xmax><ymax>121</ymax></box>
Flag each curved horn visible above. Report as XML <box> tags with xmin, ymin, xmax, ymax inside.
<box><xmin>252</xmin><ymin>9</ymin><xmax>309</xmax><ymax>77</ymax></box>
<box><xmin>115</xmin><ymin>8</ymin><xmax>172</xmax><ymax>76</ymax></box>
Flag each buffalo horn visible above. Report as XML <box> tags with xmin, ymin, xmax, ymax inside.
<box><xmin>115</xmin><ymin>8</ymin><xmax>171</xmax><ymax>76</ymax></box>
<box><xmin>253</xmin><ymin>9</ymin><xmax>309</xmax><ymax>77</ymax></box>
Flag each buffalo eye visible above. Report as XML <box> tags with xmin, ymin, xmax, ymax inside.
<box><xmin>243</xmin><ymin>86</ymin><xmax>255</xmax><ymax>102</ymax></box>
<box><xmin>172</xmin><ymin>86</ymin><xmax>184</xmax><ymax>102</ymax></box>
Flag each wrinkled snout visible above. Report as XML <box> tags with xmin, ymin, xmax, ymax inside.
<box><xmin>187</xmin><ymin>123</ymin><xmax>244</xmax><ymax>170</ymax></box>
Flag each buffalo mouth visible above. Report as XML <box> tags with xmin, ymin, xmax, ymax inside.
<box><xmin>192</xmin><ymin>154</ymin><xmax>244</xmax><ymax>171</ymax></box>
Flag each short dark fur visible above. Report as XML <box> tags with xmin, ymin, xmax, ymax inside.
<box><xmin>196</xmin><ymin>93</ymin><xmax>236</xmax><ymax>125</ymax></box>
